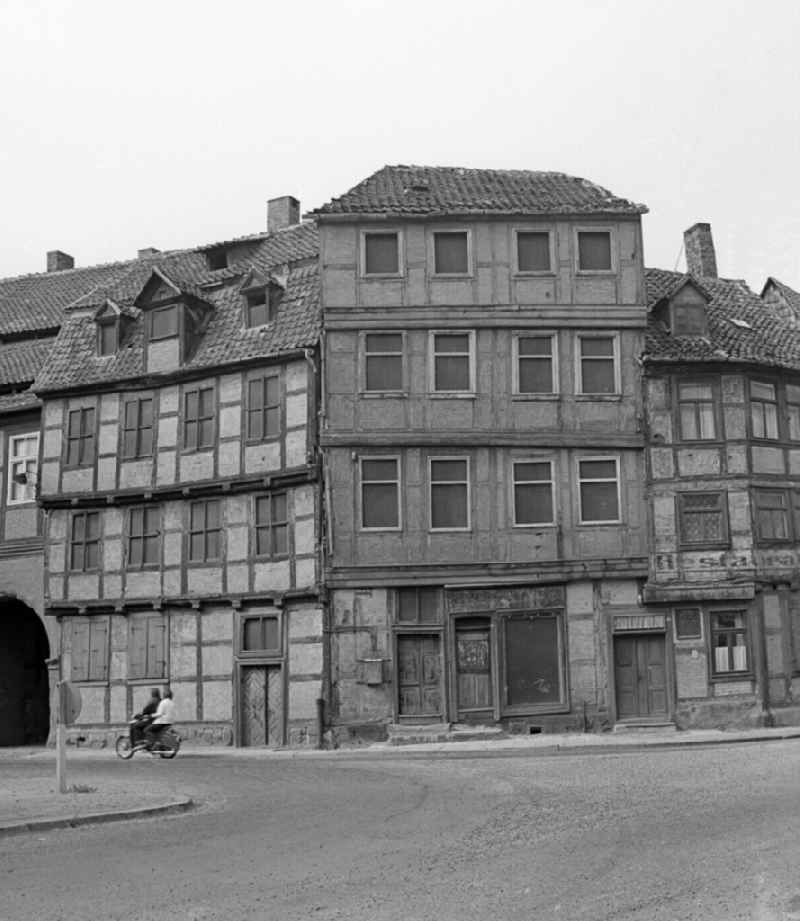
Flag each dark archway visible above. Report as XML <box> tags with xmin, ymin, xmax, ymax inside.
<box><xmin>0</xmin><ymin>599</ymin><xmax>50</xmax><ymax>745</ymax></box>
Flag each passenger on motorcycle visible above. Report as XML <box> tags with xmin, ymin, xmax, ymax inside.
<box><xmin>145</xmin><ymin>688</ymin><xmax>175</xmax><ymax>747</ymax></box>
<box><xmin>130</xmin><ymin>688</ymin><xmax>160</xmax><ymax>746</ymax></box>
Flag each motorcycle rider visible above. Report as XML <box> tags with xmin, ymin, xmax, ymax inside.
<box><xmin>130</xmin><ymin>688</ymin><xmax>160</xmax><ymax>747</ymax></box>
<box><xmin>145</xmin><ymin>688</ymin><xmax>175</xmax><ymax>748</ymax></box>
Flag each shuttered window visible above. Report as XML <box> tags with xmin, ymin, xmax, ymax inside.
<box><xmin>122</xmin><ymin>397</ymin><xmax>154</xmax><ymax>458</ymax></box>
<box><xmin>66</xmin><ymin>408</ymin><xmax>95</xmax><ymax>466</ymax></box>
<box><xmin>70</xmin><ymin>618</ymin><xmax>109</xmax><ymax>682</ymax></box>
<box><xmin>128</xmin><ymin>506</ymin><xmax>160</xmax><ymax>567</ymax></box>
<box><xmin>70</xmin><ymin>512</ymin><xmax>100</xmax><ymax>571</ymax></box>
<box><xmin>255</xmin><ymin>493</ymin><xmax>289</xmax><ymax>557</ymax></box>
<box><xmin>189</xmin><ymin>499</ymin><xmax>222</xmax><ymax>562</ymax></box>
<box><xmin>129</xmin><ymin>615</ymin><xmax>167</xmax><ymax>679</ymax></box>
<box><xmin>247</xmin><ymin>374</ymin><xmax>281</xmax><ymax>441</ymax></box>
<box><xmin>184</xmin><ymin>386</ymin><xmax>215</xmax><ymax>450</ymax></box>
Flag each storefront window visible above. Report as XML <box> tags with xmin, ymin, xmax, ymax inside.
<box><xmin>503</xmin><ymin>612</ymin><xmax>563</xmax><ymax>708</ymax></box>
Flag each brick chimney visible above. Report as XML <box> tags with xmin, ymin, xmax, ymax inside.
<box><xmin>137</xmin><ymin>247</ymin><xmax>160</xmax><ymax>259</ymax></box>
<box><xmin>684</xmin><ymin>223</ymin><xmax>718</xmax><ymax>278</ymax></box>
<box><xmin>47</xmin><ymin>250</ymin><xmax>74</xmax><ymax>272</ymax></box>
<box><xmin>267</xmin><ymin>196</ymin><xmax>300</xmax><ymax>233</ymax></box>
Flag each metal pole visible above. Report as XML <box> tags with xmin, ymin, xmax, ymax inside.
<box><xmin>56</xmin><ymin>684</ymin><xmax>67</xmax><ymax>794</ymax></box>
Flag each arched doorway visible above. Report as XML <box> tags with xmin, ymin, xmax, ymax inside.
<box><xmin>0</xmin><ymin>598</ymin><xmax>50</xmax><ymax>745</ymax></box>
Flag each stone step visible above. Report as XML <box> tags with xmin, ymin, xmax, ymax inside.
<box><xmin>387</xmin><ymin>723</ymin><xmax>509</xmax><ymax>746</ymax></box>
<box><xmin>613</xmin><ymin>721</ymin><xmax>677</xmax><ymax>733</ymax></box>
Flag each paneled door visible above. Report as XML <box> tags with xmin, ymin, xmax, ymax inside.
<box><xmin>397</xmin><ymin>635</ymin><xmax>442</xmax><ymax>719</ymax></box>
<box><xmin>456</xmin><ymin>619</ymin><xmax>493</xmax><ymax>719</ymax></box>
<box><xmin>614</xmin><ymin>634</ymin><xmax>667</xmax><ymax>720</ymax></box>
<box><xmin>240</xmin><ymin>665</ymin><xmax>283</xmax><ymax>746</ymax></box>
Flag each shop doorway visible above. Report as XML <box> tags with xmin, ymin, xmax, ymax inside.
<box><xmin>0</xmin><ymin>599</ymin><xmax>50</xmax><ymax>745</ymax></box>
<box><xmin>455</xmin><ymin>618</ymin><xmax>493</xmax><ymax>721</ymax></box>
<box><xmin>614</xmin><ymin>633</ymin><xmax>667</xmax><ymax>720</ymax></box>
<box><xmin>397</xmin><ymin>635</ymin><xmax>442</xmax><ymax>720</ymax></box>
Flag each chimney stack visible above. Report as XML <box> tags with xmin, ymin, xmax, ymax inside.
<box><xmin>138</xmin><ymin>247</ymin><xmax>161</xmax><ymax>259</ymax></box>
<box><xmin>267</xmin><ymin>196</ymin><xmax>300</xmax><ymax>233</ymax></box>
<box><xmin>47</xmin><ymin>250</ymin><xmax>74</xmax><ymax>272</ymax></box>
<box><xmin>684</xmin><ymin>223</ymin><xmax>718</xmax><ymax>279</ymax></box>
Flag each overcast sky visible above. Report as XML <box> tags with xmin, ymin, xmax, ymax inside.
<box><xmin>1</xmin><ymin>0</ymin><xmax>798</xmax><ymax>290</ymax></box>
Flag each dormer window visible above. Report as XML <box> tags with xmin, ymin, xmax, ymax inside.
<box><xmin>672</xmin><ymin>302</ymin><xmax>707</xmax><ymax>337</ymax></box>
<box><xmin>206</xmin><ymin>247</ymin><xmax>228</xmax><ymax>271</ymax></box>
<box><xmin>243</xmin><ymin>281</ymin><xmax>283</xmax><ymax>329</ymax></box>
<box><xmin>150</xmin><ymin>304</ymin><xmax>180</xmax><ymax>341</ymax></box>
<box><xmin>97</xmin><ymin>319</ymin><xmax>118</xmax><ymax>356</ymax></box>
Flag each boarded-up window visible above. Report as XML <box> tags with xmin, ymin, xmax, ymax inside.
<box><xmin>578</xmin><ymin>458</ymin><xmax>619</xmax><ymax>523</ymax></box>
<box><xmin>150</xmin><ymin>304</ymin><xmax>179</xmax><ymax>340</ymax></box>
<box><xmin>122</xmin><ymin>397</ymin><xmax>154</xmax><ymax>458</ymax></box>
<box><xmin>396</xmin><ymin>587</ymin><xmax>442</xmax><ymax>624</ymax></box>
<box><xmin>365</xmin><ymin>334</ymin><xmax>403</xmax><ymax>391</ymax></box>
<box><xmin>577</xmin><ymin>231</ymin><xmax>611</xmax><ymax>271</ymax></box>
<box><xmin>754</xmin><ymin>489</ymin><xmax>791</xmax><ymax>542</ymax></box>
<box><xmin>128</xmin><ymin>506</ymin><xmax>160</xmax><ymax>567</ymax></box>
<box><xmin>674</xmin><ymin>608</ymin><xmax>702</xmax><ymax>640</ymax></box>
<box><xmin>578</xmin><ymin>336</ymin><xmax>616</xmax><ymax>394</ymax></box>
<box><xmin>516</xmin><ymin>335</ymin><xmax>554</xmax><ymax>394</ymax></box>
<box><xmin>513</xmin><ymin>460</ymin><xmax>554</xmax><ymax>525</ymax></box>
<box><xmin>98</xmin><ymin>321</ymin><xmax>118</xmax><ymax>356</ymax></box>
<box><xmin>242</xmin><ymin>615</ymin><xmax>280</xmax><ymax>653</ymax></box>
<box><xmin>184</xmin><ymin>386</ymin><xmax>215</xmax><ymax>450</ymax></box>
<box><xmin>247</xmin><ymin>375</ymin><xmax>280</xmax><ymax>441</ymax></box>
<box><xmin>129</xmin><ymin>615</ymin><xmax>167</xmax><ymax>679</ymax></box>
<box><xmin>364</xmin><ymin>232</ymin><xmax>400</xmax><ymax>275</ymax></box>
<box><xmin>710</xmin><ymin>611</ymin><xmax>748</xmax><ymax>675</ymax></box>
<box><xmin>678</xmin><ymin>381</ymin><xmax>716</xmax><ymax>440</ymax></box>
<box><xmin>430</xmin><ymin>458</ymin><xmax>469</xmax><ymax>530</ymax></box>
<box><xmin>361</xmin><ymin>458</ymin><xmax>400</xmax><ymax>529</ymax></box>
<box><xmin>66</xmin><ymin>408</ymin><xmax>95</xmax><ymax>466</ymax></box>
<box><xmin>504</xmin><ymin>612</ymin><xmax>563</xmax><ymax>707</ymax></box>
<box><xmin>255</xmin><ymin>493</ymin><xmax>288</xmax><ymax>557</ymax></box>
<box><xmin>672</xmin><ymin>303</ymin><xmax>707</xmax><ymax>336</ymax></box>
<box><xmin>433</xmin><ymin>232</ymin><xmax>469</xmax><ymax>274</ymax></box>
<box><xmin>750</xmin><ymin>381</ymin><xmax>779</xmax><ymax>440</ymax></box>
<box><xmin>70</xmin><ymin>618</ymin><xmax>109</xmax><ymax>682</ymax></box>
<box><xmin>189</xmin><ymin>499</ymin><xmax>222</xmax><ymax>561</ymax></box>
<box><xmin>70</xmin><ymin>511</ymin><xmax>100</xmax><ymax>571</ymax></box>
<box><xmin>677</xmin><ymin>492</ymin><xmax>727</xmax><ymax>546</ymax></box>
<box><xmin>516</xmin><ymin>232</ymin><xmax>550</xmax><ymax>272</ymax></box>
<box><xmin>432</xmin><ymin>333</ymin><xmax>472</xmax><ymax>392</ymax></box>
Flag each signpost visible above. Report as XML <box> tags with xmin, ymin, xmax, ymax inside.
<box><xmin>56</xmin><ymin>681</ymin><xmax>82</xmax><ymax>794</ymax></box>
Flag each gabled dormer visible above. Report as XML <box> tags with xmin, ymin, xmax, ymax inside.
<box><xmin>654</xmin><ymin>276</ymin><xmax>711</xmax><ymax>338</ymax></box>
<box><xmin>240</xmin><ymin>269</ymin><xmax>285</xmax><ymax>329</ymax></box>
<box><xmin>134</xmin><ymin>268</ymin><xmax>212</xmax><ymax>373</ymax></box>
<box><xmin>94</xmin><ymin>298</ymin><xmax>127</xmax><ymax>357</ymax></box>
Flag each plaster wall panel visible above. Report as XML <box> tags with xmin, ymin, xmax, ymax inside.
<box><xmin>675</xmin><ymin>649</ymin><xmax>708</xmax><ymax>698</ymax></box>
<box><xmin>254</xmin><ymin>560</ymin><xmax>291</xmax><ymax>593</ymax></box>
<box><xmin>288</xmin><ymin>680</ymin><xmax>322</xmax><ymax>720</ymax></box>
<box><xmin>40</xmin><ymin>460</ymin><xmax>59</xmax><ymax>495</ymax></box>
<box><xmin>322</xmin><ymin>225</ymin><xmax>356</xmax><ymax>264</ymax></box>
<box><xmin>619</xmin><ymin>265</ymin><xmax>639</xmax><ymax>303</ymax></box>
<box><xmin>289</xmin><ymin>642</ymin><xmax>323</xmax><ymax>676</ymax></box>
<box><xmin>75</xmin><ymin>687</ymin><xmax>105</xmax><ymax>725</ymax></box>
<box><xmin>202</xmin><ymin>643</ymin><xmax>233</xmax><ymax>678</ymax></box>
<box><xmin>752</xmin><ymin>446</ymin><xmax>786</xmax><ymax>475</ymax></box>
<box><xmin>61</xmin><ymin>467</ymin><xmax>94</xmax><ymax>493</ymax></box>
<box><xmin>218</xmin><ymin>440</ymin><xmax>241</xmax><ymax>477</ymax></box>
<box><xmin>203</xmin><ymin>609</ymin><xmax>233</xmax><ymax>642</ymax></box>
<box><xmin>163</xmin><ymin>501</ymin><xmax>183</xmax><ymax>531</ymax></box>
<box><xmin>97</xmin><ymin>456</ymin><xmax>117</xmax><ymax>491</ymax></box>
<box><xmin>163</xmin><ymin>532</ymin><xmax>182</xmax><ymax>567</ymax></box>
<box><xmin>244</xmin><ymin>442</ymin><xmax>281</xmax><ymax>474</ymax></box>
<box><xmin>713</xmin><ymin>681</ymin><xmax>753</xmax><ymax>696</ymax></box>
<box><xmin>294</xmin><ymin>517</ymin><xmax>315</xmax><ymax>556</ymax></box>
<box><xmin>187</xmin><ymin>568</ymin><xmax>223</xmax><ymax>596</ymax></box>
<box><xmin>322</xmin><ymin>269</ymin><xmax>357</xmax><ymax>308</ymax></box>
<box><xmin>104</xmin><ymin>574</ymin><xmax>122</xmax><ymax>599</ymax></box>
<box><xmin>677</xmin><ymin>448</ymin><xmax>721</xmax><ymax>477</ymax></box>
<box><xmin>109</xmin><ymin>650</ymin><xmax>126</xmax><ymax>681</ymax></box>
<box><xmin>104</xmin><ymin>507</ymin><xmax>123</xmax><ymax>536</ymax></box>
<box><xmin>49</xmin><ymin>512</ymin><xmax>68</xmax><ymax>543</ymax></box>
<box><xmin>285</xmin><ymin>429</ymin><xmax>307</xmax><ymax>468</ymax></box>
<box><xmin>120</xmin><ymin>459</ymin><xmax>152</xmax><ymax>489</ymax></box>
<box><xmin>98</xmin><ymin>423</ymin><xmax>118</xmax><ymax>456</ymax></box>
<box><xmin>103</xmin><ymin>538</ymin><xmax>123</xmax><ymax>572</ymax></box>
<box><xmin>157</xmin><ymin>450</ymin><xmax>177</xmax><ymax>485</ymax></box>
<box><xmin>219</xmin><ymin>374</ymin><xmax>242</xmax><ymax>405</ymax></box>
<box><xmin>763</xmin><ymin>592</ymin><xmax>781</xmax><ymax>629</ymax></box>
<box><xmin>358</xmin><ymin>400</ymin><xmax>407</xmax><ymax>430</ymax></box>
<box><xmin>180</xmin><ymin>451</ymin><xmax>214</xmax><ymax>482</ymax></box>
<box><xmin>171</xmin><ymin>612</ymin><xmax>197</xmax><ymax>644</ymax></box>
<box><xmin>43</xmin><ymin>427</ymin><xmax>62</xmax><ymax>460</ymax></box>
<box><xmin>226</xmin><ymin>495</ymin><xmax>249</xmax><ymax>525</ymax></box>
<box><xmin>226</xmin><ymin>525</ymin><xmax>248</xmax><ymax>562</ymax></box>
<box><xmin>567</xmin><ymin>617</ymin><xmax>595</xmax><ymax>658</ymax></box>
<box><xmin>427</xmin><ymin>401</ymin><xmax>474</xmax><ymax>429</ymax></box>
<box><xmin>650</xmin><ymin>448</ymin><xmax>674</xmax><ymax>479</ymax></box>
<box><xmin>171</xmin><ymin>681</ymin><xmax>198</xmax><ymax>721</ymax></box>
<box><xmin>723</xmin><ymin>406</ymin><xmax>747</xmax><ymax>440</ymax></box>
<box><xmin>728</xmin><ymin>491</ymin><xmax>751</xmax><ymax>534</ymax></box>
<box><xmin>721</xmin><ymin>375</ymin><xmax>745</xmax><ymax>403</ymax></box>
<box><xmin>202</xmin><ymin>681</ymin><xmax>232</xmax><ymax>721</ymax></box>
<box><xmin>158</xmin><ymin>415</ymin><xmax>178</xmax><ymax>448</ymax></box>
<box><xmin>109</xmin><ymin>685</ymin><xmax>127</xmax><ymax>723</ymax></box>
<box><xmin>513</xmin><ymin>278</ymin><xmax>557</xmax><ymax>304</ymax></box>
<box><xmin>360</xmin><ymin>282</ymin><xmax>405</xmax><ymax>308</ymax></box>
<box><xmin>574</xmin><ymin>278</ymin><xmax>616</xmax><ymax>303</ymax></box>
<box><xmin>575</xmin><ymin>529</ymin><xmax>622</xmax><ymax>558</ymax></box>
<box><xmin>289</xmin><ymin>607</ymin><xmax>323</xmax><ymax>639</ymax></box>
<box><xmin>509</xmin><ymin>401</ymin><xmax>559</xmax><ymax>431</ymax></box>
<box><xmin>160</xmin><ymin>385</ymin><xmax>179</xmax><ymax>415</ymax></box>
<box><xmin>789</xmin><ymin>450</ymin><xmax>800</xmax><ymax>476</ymax></box>
<box><xmin>327</xmin><ymin>354</ymin><xmax>356</xmax><ymax>393</ymax></box>
<box><xmin>44</xmin><ymin>402</ymin><xmax>64</xmax><ymax>428</ymax></box>
<box><xmin>295</xmin><ymin>557</ymin><xmax>317</xmax><ymax>589</ymax></box>
<box><xmin>48</xmin><ymin>576</ymin><xmax>64</xmax><ymax>601</ymax></box>
<box><xmin>68</xmin><ymin>574</ymin><xmax>100</xmax><ymax>600</ymax></box>
<box><xmin>48</xmin><ymin>543</ymin><xmax>65</xmax><ymax>574</ymax></box>
<box><xmin>327</xmin><ymin>395</ymin><xmax>354</xmax><ymax>429</ymax></box>
<box><xmin>602</xmin><ymin>580</ymin><xmax>638</xmax><ymax>606</ymax></box>
<box><xmin>226</xmin><ymin>564</ymin><xmax>249</xmax><ymax>594</ymax></box>
<box><xmin>147</xmin><ymin>339</ymin><xmax>180</xmax><ymax>374</ymax></box>
<box><xmin>647</xmin><ymin>378</ymin><xmax>669</xmax><ymax>411</ymax></box>
<box><xmin>648</xmin><ymin>410</ymin><xmax>673</xmax><ymax>444</ymax></box>
<box><xmin>5</xmin><ymin>508</ymin><xmax>37</xmax><ymax>540</ymax></box>
<box><xmin>727</xmin><ymin>445</ymin><xmax>749</xmax><ymax>475</ymax></box>
<box><xmin>171</xmin><ymin>644</ymin><xmax>197</xmax><ymax>679</ymax></box>
<box><xmin>219</xmin><ymin>405</ymin><xmax>241</xmax><ymax>439</ymax></box>
<box><xmin>125</xmin><ymin>571</ymin><xmax>161</xmax><ymax>598</ymax></box>
<box><xmin>100</xmin><ymin>393</ymin><xmax>119</xmax><ymax>422</ymax></box>
<box><xmin>293</xmin><ymin>485</ymin><xmax>315</xmax><ymax>519</ymax></box>
<box><xmin>429</xmin><ymin>280</ymin><xmax>474</xmax><ymax>306</ymax></box>
<box><xmin>285</xmin><ymin>393</ymin><xmax>307</xmax><ymax>430</ymax></box>
<box><xmin>162</xmin><ymin>569</ymin><xmax>181</xmax><ymax>597</ymax></box>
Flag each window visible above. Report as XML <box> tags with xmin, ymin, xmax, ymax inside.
<box><xmin>363</xmin><ymin>232</ymin><xmax>400</xmax><ymax>275</ymax></box>
<box><xmin>189</xmin><ymin>499</ymin><xmax>222</xmax><ymax>562</ymax></box>
<box><xmin>513</xmin><ymin>460</ymin><xmax>554</xmax><ymax>526</ymax></box>
<box><xmin>503</xmin><ymin>612</ymin><xmax>565</xmax><ymax>709</ymax></box>
<box><xmin>515</xmin><ymin>231</ymin><xmax>551</xmax><ymax>273</ymax></box>
<box><xmin>98</xmin><ymin>320</ymin><xmax>118</xmax><ymax>356</ymax></box>
<box><xmin>674</xmin><ymin>608</ymin><xmax>703</xmax><ymax>640</ymax></box>
<box><xmin>184</xmin><ymin>386</ymin><xmax>215</xmax><ymax>450</ymax></box>
<box><xmin>396</xmin><ymin>587</ymin><xmax>442</xmax><ymax>624</ymax></box>
<box><xmin>128</xmin><ymin>506</ymin><xmax>160</xmax><ymax>567</ymax></box>
<box><xmin>122</xmin><ymin>397</ymin><xmax>154</xmax><ymax>458</ymax></box>
<box><xmin>70</xmin><ymin>618</ymin><xmax>108</xmax><ymax>682</ymax></box>
<box><xmin>245</xmin><ymin>290</ymin><xmax>268</xmax><ymax>328</ymax></box>
<box><xmin>677</xmin><ymin>492</ymin><xmax>728</xmax><ymax>546</ymax></box>
<box><xmin>255</xmin><ymin>493</ymin><xmax>288</xmax><ymax>557</ymax></box>
<box><xmin>578</xmin><ymin>458</ymin><xmax>620</xmax><ymax>524</ymax></box>
<box><xmin>710</xmin><ymin>612</ymin><xmax>749</xmax><ymax>675</ymax></box>
<box><xmin>754</xmin><ymin>489</ymin><xmax>791</xmax><ymax>542</ymax></box>
<box><xmin>429</xmin><ymin>458</ymin><xmax>470</xmax><ymax>530</ymax></box>
<box><xmin>678</xmin><ymin>381</ymin><xmax>716</xmax><ymax>440</ymax></box>
<box><xmin>150</xmin><ymin>304</ymin><xmax>179</xmax><ymax>341</ymax></box>
<box><xmin>750</xmin><ymin>381</ymin><xmax>778</xmax><ymax>439</ymax></box>
<box><xmin>247</xmin><ymin>375</ymin><xmax>280</xmax><ymax>441</ymax></box>
<box><xmin>129</xmin><ymin>614</ymin><xmax>167</xmax><ymax>679</ymax></box>
<box><xmin>514</xmin><ymin>334</ymin><xmax>556</xmax><ymax>394</ymax></box>
<box><xmin>7</xmin><ymin>432</ymin><xmax>38</xmax><ymax>504</ymax></box>
<box><xmin>206</xmin><ymin>247</ymin><xmax>228</xmax><ymax>271</ymax></box>
<box><xmin>577</xmin><ymin>335</ymin><xmax>618</xmax><ymax>395</ymax></box>
<box><xmin>433</xmin><ymin>231</ymin><xmax>469</xmax><ymax>275</ymax></box>
<box><xmin>431</xmin><ymin>332</ymin><xmax>474</xmax><ymax>393</ymax></box>
<box><xmin>364</xmin><ymin>333</ymin><xmax>403</xmax><ymax>392</ymax></box>
<box><xmin>70</xmin><ymin>512</ymin><xmax>100</xmax><ymax>571</ymax></box>
<box><xmin>672</xmin><ymin>303</ymin><xmax>707</xmax><ymax>337</ymax></box>
<box><xmin>66</xmin><ymin>408</ymin><xmax>95</xmax><ymax>466</ymax></box>
<box><xmin>788</xmin><ymin>384</ymin><xmax>800</xmax><ymax>441</ymax></box>
<box><xmin>360</xmin><ymin>458</ymin><xmax>400</xmax><ymax>530</ymax></box>
<box><xmin>577</xmin><ymin>230</ymin><xmax>612</xmax><ymax>272</ymax></box>
<box><xmin>241</xmin><ymin>614</ymin><xmax>280</xmax><ymax>653</ymax></box>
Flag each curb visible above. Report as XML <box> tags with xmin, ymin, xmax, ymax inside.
<box><xmin>0</xmin><ymin>796</ymin><xmax>193</xmax><ymax>838</ymax></box>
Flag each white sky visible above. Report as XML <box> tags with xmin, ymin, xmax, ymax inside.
<box><xmin>1</xmin><ymin>0</ymin><xmax>798</xmax><ymax>291</ymax></box>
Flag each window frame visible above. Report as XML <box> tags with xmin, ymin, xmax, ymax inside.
<box><xmin>512</xmin><ymin>332</ymin><xmax>558</xmax><ymax>397</ymax></box>
<box><xmin>127</xmin><ymin>505</ymin><xmax>161</xmax><ymax>569</ymax></box>
<box><xmin>575</xmin><ymin>332</ymin><xmax>620</xmax><ymax>396</ymax></box>
<box><xmin>183</xmin><ymin>384</ymin><xmax>216</xmax><ymax>452</ymax></box>
<box><xmin>709</xmin><ymin>610</ymin><xmax>751</xmax><ymax>679</ymax></box>
<box><xmin>70</xmin><ymin>617</ymin><xmax>109</xmax><ymax>684</ymax></box>
<box><xmin>7</xmin><ymin>431</ymin><xmax>39</xmax><ymax>505</ymax></box>
<box><xmin>512</xmin><ymin>227</ymin><xmax>555</xmax><ymax>276</ymax></box>
<box><xmin>786</xmin><ymin>383</ymin><xmax>800</xmax><ymax>442</ymax></box>
<box><xmin>362</xmin><ymin>331</ymin><xmax>405</xmax><ymax>394</ymax></box>
<box><xmin>97</xmin><ymin>318</ymin><xmax>119</xmax><ymax>356</ymax></box>
<box><xmin>511</xmin><ymin>458</ymin><xmax>555</xmax><ymax>528</ymax></box>
<box><xmin>254</xmin><ymin>492</ymin><xmax>290</xmax><ymax>560</ymax></box>
<box><xmin>359</xmin><ymin>455</ymin><xmax>402</xmax><ymax>532</ymax></box>
<box><xmin>575</xmin><ymin>226</ymin><xmax>616</xmax><ymax>274</ymax></box>
<box><xmin>238</xmin><ymin>610</ymin><xmax>283</xmax><ymax>659</ymax></box>
<box><xmin>749</xmin><ymin>379</ymin><xmax>780</xmax><ymax>441</ymax></box>
<box><xmin>676</xmin><ymin>378</ymin><xmax>719</xmax><ymax>442</ymax></box>
<box><xmin>246</xmin><ymin>372</ymin><xmax>281</xmax><ymax>443</ymax></box>
<box><xmin>128</xmin><ymin>612</ymin><xmax>167</xmax><ymax>680</ymax></box>
<box><xmin>188</xmin><ymin>498</ymin><xmax>223</xmax><ymax>563</ymax></box>
<box><xmin>577</xmin><ymin>455</ymin><xmax>621</xmax><ymax>525</ymax></box>
<box><xmin>360</xmin><ymin>229</ymin><xmax>404</xmax><ymax>278</ymax></box>
<box><xmin>752</xmin><ymin>487</ymin><xmax>793</xmax><ymax>545</ymax></box>
<box><xmin>430</xmin><ymin>228</ymin><xmax>473</xmax><ymax>278</ymax></box>
<box><xmin>673</xmin><ymin>607</ymin><xmax>704</xmax><ymax>642</ymax></box>
<box><xmin>428</xmin><ymin>329</ymin><xmax>476</xmax><ymax>395</ymax></box>
<box><xmin>148</xmin><ymin>303</ymin><xmax>180</xmax><ymax>342</ymax></box>
<box><xmin>394</xmin><ymin>587</ymin><xmax>444</xmax><ymax>626</ymax></box>
<box><xmin>499</xmin><ymin>608</ymin><xmax>568</xmax><ymax>716</ymax></box>
<box><xmin>121</xmin><ymin>395</ymin><xmax>155</xmax><ymax>459</ymax></box>
<box><xmin>69</xmin><ymin>510</ymin><xmax>101</xmax><ymax>572</ymax></box>
<box><xmin>676</xmin><ymin>490</ymin><xmax>730</xmax><ymax>549</ymax></box>
<box><xmin>428</xmin><ymin>455</ymin><xmax>471</xmax><ymax>532</ymax></box>
<box><xmin>65</xmin><ymin>407</ymin><xmax>96</xmax><ymax>468</ymax></box>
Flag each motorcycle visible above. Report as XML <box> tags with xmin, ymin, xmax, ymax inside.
<box><xmin>115</xmin><ymin>717</ymin><xmax>181</xmax><ymax>760</ymax></box>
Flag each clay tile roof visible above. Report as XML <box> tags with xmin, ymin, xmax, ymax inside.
<box><xmin>762</xmin><ymin>277</ymin><xmax>800</xmax><ymax>317</ymax></box>
<box><xmin>312</xmin><ymin>164</ymin><xmax>648</xmax><ymax>217</ymax></box>
<box><xmin>0</xmin><ymin>338</ymin><xmax>56</xmax><ymax>387</ymax></box>
<box><xmin>645</xmin><ymin>267</ymin><xmax>800</xmax><ymax>370</ymax></box>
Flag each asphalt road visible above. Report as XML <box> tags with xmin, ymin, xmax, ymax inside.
<box><xmin>2</xmin><ymin>741</ymin><xmax>800</xmax><ymax>921</ymax></box>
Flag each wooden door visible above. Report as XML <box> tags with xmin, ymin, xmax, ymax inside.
<box><xmin>240</xmin><ymin>665</ymin><xmax>283</xmax><ymax>746</ymax></box>
<box><xmin>456</xmin><ymin>621</ymin><xmax>492</xmax><ymax>718</ymax></box>
<box><xmin>397</xmin><ymin>635</ymin><xmax>442</xmax><ymax>719</ymax></box>
<box><xmin>614</xmin><ymin>634</ymin><xmax>667</xmax><ymax>720</ymax></box>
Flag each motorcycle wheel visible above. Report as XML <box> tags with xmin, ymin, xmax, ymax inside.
<box><xmin>115</xmin><ymin>735</ymin><xmax>134</xmax><ymax>760</ymax></box>
<box><xmin>159</xmin><ymin>736</ymin><xmax>180</xmax><ymax>760</ymax></box>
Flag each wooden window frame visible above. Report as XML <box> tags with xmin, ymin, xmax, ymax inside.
<box><xmin>512</xmin><ymin>227</ymin><xmax>555</xmax><ymax>276</ymax></box>
<box><xmin>127</xmin><ymin>505</ymin><xmax>161</xmax><ymax>569</ymax></box>
<box><xmin>7</xmin><ymin>431</ymin><xmax>39</xmax><ymax>505</ymax></box>
<box><xmin>749</xmin><ymin>379</ymin><xmax>780</xmax><ymax>441</ymax></box>
<box><xmin>148</xmin><ymin>303</ymin><xmax>180</xmax><ymax>342</ymax></box>
<box><xmin>512</xmin><ymin>332</ymin><xmax>558</xmax><ymax>396</ymax></box>
<box><xmin>676</xmin><ymin>491</ymin><xmax>730</xmax><ymax>549</ymax></box>
<box><xmin>394</xmin><ymin>587</ymin><xmax>444</xmax><ymax>626</ymax></box>
<box><xmin>97</xmin><ymin>318</ymin><xmax>118</xmax><ymax>356</ymax></box>
<box><xmin>575</xmin><ymin>332</ymin><xmax>620</xmax><ymax>396</ymax></box>
<box><xmin>70</xmin><ymin>617</ymin><xmax>109</xmax><ymax>684</ymax></box>
<box><xmin>753</xmin><ymin>488</ymin><xmax>793</xmax><ymax>545</ymax></box>
<box><xmin>65</xmin><ymin>407</ymin><xmax>96</xmax><ymax>468</ymax></box>
<box><xmin>574</xmin><ymin>226</ymin><xmax>616</xmax><ymax>275</ymax></box>
<box><xmin>512</xmin><ymin>458</ymin><xmax>555</xmax><ymax>527</ymax></box>
<box><xmin>254</xmin><ymin>492</ymin><xmax>289</xmax><ymax>559</ymax></box>
<box><xmin>499</xmin><ymin>608</ymin><xmax>568</xmax><ymax>716</ymax></box>
<box><xmin>69</xmin><ymin>511</ymin><xmax>101</xmax><ymax>572</ymax></box>
<box><xmin>577</xmin><ymin>455</ymin><xmax>621</xmax><ymax>525</ymax></box>
<box><xmin>428</xmin><ymin>455</ymin><xmax>471</xmax><ymax>532</ymax></box>
<box><xmin>360</xmin><ymin>230</ymin><xmax>404</xmax><ymax>278</ymax></box>
<box><xmin>183</xmin><ymin>385</ymin><xmax>216</xmax><ymax>452</ymax></box>
<box><xmin>238</xmin><ymin>611</ymin><xmax>283</xmax><ymax>659</ymax></box>
<box><xmin>246</xmin><ymin>373</ymin><xmax>281</xmax><ymax>443</ymax></box>
<box><xmin>128</xmin><ymin>613</ymin><xmax>168</xmax><ymax>680</ymax></box>
<box><xmin>428</xmin><ymin>330</ymin><xmax>476</xmax><ymax>395</ymax></box>
<box><xmin>359</xmin><ymin>455</ymin><xmax>402</xmax><ymax>532</ymax></box>
<box><xmin>362</xmin><ymin>331</ymin><xmax>405</xmax><ymax>394</ymax></box>
<box><xmin>786</xmin><ymin>383</ymin><xmax>800</xmax><ymax>442</ymax></box>
<box><xmin>188</xmin><ymin>498</ymin><xmax>223</xmax><ymax>563</ymax></box>
<box><xmin>708</xmin><ymin>610</ymin><xmax>751</xmax><ymax>679</ymax></box>
<box><xmin>430</xmin><ymin>228</ymin><xmax>473</xmax><ymax>278</ymax></box>
<box><xmin>676</xmin><ymin>378</ymin><xmax>718</xmax><ymax>442</ymax></box>
<box><xmin>121</xmin><ymin>396</ymin><xmax>154</xmax><ymax>459</ymax></box>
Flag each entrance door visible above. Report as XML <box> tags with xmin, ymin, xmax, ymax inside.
<box><xmin>614</xmin><ymin>634</ymin><xmax>667</xmax><ymax>720</ymax></box>
<box><xmin>456</xmin><ymin>619</ymin><xmax>492</xmax><ymax>720</ymax></box>
<box><xmin>240</xmin><ymin>665</ymin><xmax>282</xmax><ymax>746</ymax></box>
<box><xmin>397</xmin><ymin>635</ymin><xmax>442</xmax><ymax>719</ymax></box>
